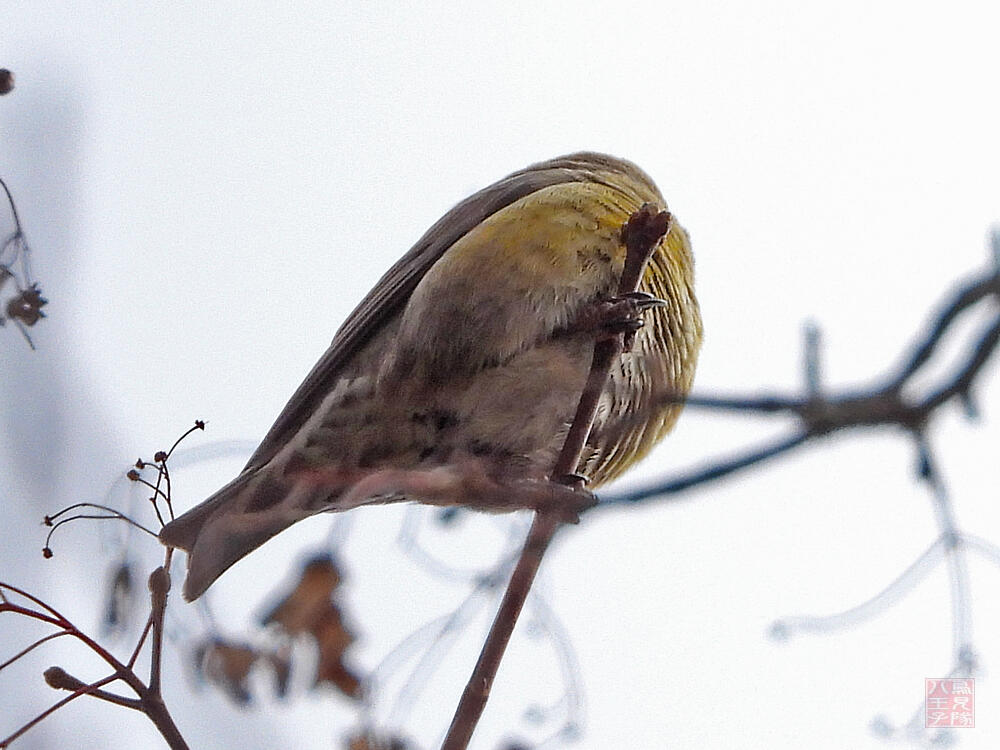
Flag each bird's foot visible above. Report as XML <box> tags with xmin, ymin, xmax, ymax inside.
<box><xmin>514</xmin><ymin>478</ymin><xmax>597</xmax><ymax>524</ymax></box>
<box><xmin>570</xmin><ymin>292</ymin><xmax>667</xmax><ymax>343</ymax></box>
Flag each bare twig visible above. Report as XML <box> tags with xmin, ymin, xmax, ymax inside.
<box><xmin>0</xmin><ymin>555</ymin><xmax>189</xmax><ymax>750</ymax></box>
<box><xmin>441</xmin><ymin>204</ymin><xmax>672</xmax><ymax>750</ymax></box>
<box><xmin>0</xmin><ymin>632</ymin><xmax>70</xmax><ymax>672</ymax></box>
<box><xmin>2</xmin><ymin>674</ymin><xmax>123</xmax><ymax>747</ymax></box>
<box><xmin>44</xmin><ymin>667</ymin><xmax>143</xmax><ymax>711</ymax></box>
<box><xmin>0</xmin><ymin>429</ymin><xmax>205</xmax><ymax>749</ymax></box>
<box><xmin>148</xmin><ymin>560</ymin><xmax>172</xmax><ymax>695</ymax></box>
<box><xmin>600</xmin><ymin>264</ymin><xmax>1000</xmax><ymax>506</ymax></box>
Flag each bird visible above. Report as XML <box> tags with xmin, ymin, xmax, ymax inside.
<box><xmin>160</xmin><ymin>152</ymin><xmax>702</xmax><ymax>601</ymax></box>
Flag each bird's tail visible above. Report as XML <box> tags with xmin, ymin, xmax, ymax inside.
<box><xmin>160</xmin><ymin>467</ymin><xmax>333</xmax><ymax>601</ymax></box>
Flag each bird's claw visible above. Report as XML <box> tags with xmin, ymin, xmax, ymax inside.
<box><xmin>557</xmin><ymin>472</ymin><xmax>590</xmax><ymax>488</ymax></box>
<box><xmin>620</xmin><ymin>291</ymin><xmax>668</xmax><ymax>311</ymax></box>
<box><xmin>530</xmin><ymin>480</ymin><xmax>597</xmax><ymax>524</ymax></box>
<box><xmin>571</xmin><ymin>292</ymin><xmax>668</xmax><ymax>345</ymax></box>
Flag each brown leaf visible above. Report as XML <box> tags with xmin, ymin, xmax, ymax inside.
<box><xmin>261</xmin><ymin>554</ymin><xmax>342</xmax><ymax>634</ymax></box>
<box><xmin>196</xmin><ymin>639</ymin><xmax>259</xmax><ymax>705</ymax></box>
<box><xmin>261</xmin><ymin>554</ymin><xmax>363</xmax><ymax>700</ymax></box>
<box><xmin>314</xmin><ymin>610</ymin><xmax>361</xmax><ymax>697</ymax></box>
<box><xmin>196</xmin><ymin>639</ymin><xmax>293</xmax><ymax>705</ymax></box>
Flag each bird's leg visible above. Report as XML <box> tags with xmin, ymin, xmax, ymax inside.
<box><xmin>565</xmin><ymin>291</ymin><xmax>667</xmax><ymax>342</ymax></box>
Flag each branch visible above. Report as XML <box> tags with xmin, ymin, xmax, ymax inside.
<box><xmin>0</xmin><ymin>428</ymin><xmax>206</xmax><ymax>749</ymax></box>
<box><xmin>599</xmin><ymin>263</ymin><xmax>1000</xmax><ymax>506</ymax></box>
<box><xmin>1</xmin><ymin>561</ymin><xmax>189</xmax><ymax>750</ymax></box>
<box><xmin>43</xmin><ymin>668</ymin><xmax>143</xmax><ymax>711</ymax></box>
<box><xmin>441</xmin><ymin>204</ymin><xmax>672</xmax><ymax>750</ymax></box>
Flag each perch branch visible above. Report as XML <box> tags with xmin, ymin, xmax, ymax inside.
<box><xmin>441</xmin><ymin>204</ymin><xmax>672</xmax><ymax>750</ymax></box>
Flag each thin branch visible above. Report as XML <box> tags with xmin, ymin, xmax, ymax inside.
<box><xmin>0</xmin><ymin>632</ymin><xmax>71</xmax><ymax>672</ymax></box>
<box><xmin>599</xmin><ymin>430</ymin><xmax>810</xmax><ymax>505</ymax></box>
<box><xmin>366</xmin><ymin>575</ymin><xmax>499</xmax><ymax>731</ymax></box>
<box><xmin>386</xmin><ymin>575</ymin><xmax>502</xmax><ymax>730</ymax></box>
<box><xmin>598</xmin><ymin>264</ymin><xmax>1000</xmax><ymax>505</ymax></box>
<box><xmin>0</xmin><ymin>601</ymin><xmax>65</xmax><ymax>629</ymax></box>
<box><xmin>802</xmin><ymin>321</ymin><xmax>822</xmax><ymax>397</ymax></box>
<box><xmin>127</xmin><ymin>616</ymin><xmax>156</xmax><ymax>670</ymax></box>
<box><xmin>523</xmin><ymin>587</ymin><xmax>585</xmax><ymax>739</ymax></box>
<box><xmin>441</xmin><ymin>204</ymin><xmax>672</xmax><ymax>750</ymax></box>
<box><xmin>1</xmin><ymin>549</ymin><xmax>188</xmax><ymax>748</ymax></box>
<box><xmin>769</xmin><ymin>534</ymin><xmax>947</xmax><ymax>638</ymax></box>
<box><xmin>44</xmin><ymin>502</ymin><xmax>160</xmax><ymax>540</ymax></box>
<box><xmin>0</xmin><ymin>582</ymin><xmax>72</xmax><ymax>623</ymax></box>
<box><xmin>441</xmin><ymin>513</ymin><xmax>561</xmax><ymax>750</ymax></box>
<box><xmin>43</xmin><ymin>667</ymin><xmax>143</xmax><ymax>711</ymax></box>
<box><xmin>921</xmin><ymin>316</ymin><xmax>1000</xmax><ymax>413</ymax></box>
<box><xmin>895</xmin><ymin>269</ymin><xmax>1000</xmax><ymax>382</ymax></box>
<box><xmin>1</xmin><ymin>674</ymin><xmax>121</xmax><ymax>747</ymax></box>
<box><xmin>131</xmin><ymin>477</ymin><xmax>171</xmax><ymax>504</ymax></box>
<box><xmin>916</xmin><ymin>437</ymin><xmax>973</xmax><ymax>662</ymax></box>
<box><xmin>0</xmin><ymin>177</ymin><xmax>24</xmax><ymax>237</ymax></box>
<box><xmin>164</xmin><ymin>420</ymin><xmax>207</xmax><ymax>462</ymax></box>
<box><xmin>148</xmin><ymin>559</ymin><xmax>171</xmax><ymax>695</ymax></box>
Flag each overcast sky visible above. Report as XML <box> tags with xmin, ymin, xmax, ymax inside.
<box><xmin>2</xmin><ymin>3</ymin><xmax>1000</xmax><ymax>750</ymax></box>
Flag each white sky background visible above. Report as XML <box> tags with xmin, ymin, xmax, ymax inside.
<box><xmin>2</xmin><ymin>2</ymin><xmax>1000</xmax><ymax>749</ymax></box>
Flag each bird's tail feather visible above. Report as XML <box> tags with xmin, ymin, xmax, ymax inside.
<box><xmin>160</xmin><ymin>468</ymin><xmax>328</xmax><ymax>601</ymax></box>
<box><xmin>159</xmin><ymin>471</ymin><xmax>255</xmax><ymax>554</ymax></box>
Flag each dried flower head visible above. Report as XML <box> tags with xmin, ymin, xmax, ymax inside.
<box><xmin>5</xmin><ymin>283</ymin><xmax>46</xmax><ymax>326</ymax></box>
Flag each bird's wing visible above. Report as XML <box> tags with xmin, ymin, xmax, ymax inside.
<box><xmin>243</xmin><ymin>152</ymin><xmax>656</xmax><ymax>472</ymax></box>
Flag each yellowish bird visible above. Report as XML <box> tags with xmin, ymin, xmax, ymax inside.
<box><xmin>160</xmin><ymin>153</ymin><xmax>702</xmax><ymax>600</ymax></box>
